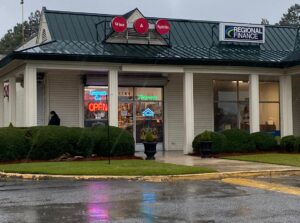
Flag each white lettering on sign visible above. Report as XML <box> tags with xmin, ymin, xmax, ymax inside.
<box><xmin>219</xmin><ymin>23</ymin><xmax>265</xmax><ymax>43</ymax></box>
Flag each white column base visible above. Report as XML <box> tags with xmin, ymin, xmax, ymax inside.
<box><xmin>108</xmin><ymin>69</ymin><xmax>118</xmax><ymax>127</ymax></box>
<box><xmin>183</xmin><ymin>72</ymin><xmax>194</xmax><ymax>154</ymax></box>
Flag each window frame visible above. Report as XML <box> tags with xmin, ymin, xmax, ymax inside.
<box><xmin>213</xmin><ymin>80</ymin><xmax>249</xmax><ymax>131</ymax></box>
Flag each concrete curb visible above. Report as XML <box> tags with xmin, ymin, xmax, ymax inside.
<box><xmin>1</xmin><ymin>169</ymin><xmax>300</xmax><ymax>182</ymax></box>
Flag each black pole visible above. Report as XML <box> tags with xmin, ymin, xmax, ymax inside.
<box><xmin>106</xmin><ymin>94</ymin><xmax>111</xmax><ymax>165</ymax></box>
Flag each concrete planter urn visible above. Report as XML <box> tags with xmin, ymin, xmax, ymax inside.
<box><xmin>143</xmin><ymin>142</ymin><xmax>157</xmax><ymax>160</ymax></box>
<box><xmin>199</xmin><ymin>141</ymin><xmax>213</xmax><ymax>158</ymax></box>
<box><xmin>199</xmin><ymin>131</ymin><xmax>213</xmax><ymax>158</ymax></box>
<box><xmin>141</xmin><ymin>129</ymin><xmax>158</xmax><ymax>160</ymax></box>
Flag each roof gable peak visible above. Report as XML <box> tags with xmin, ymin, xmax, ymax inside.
<box><xmin>124</xmin><ymin>8</ymin><xmax>145</xmax><ymax>23</ymax></box>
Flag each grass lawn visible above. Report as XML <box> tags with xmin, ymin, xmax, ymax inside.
<box><xmin>0</xmin><ymin>160</ymin><xmax>215</xmax><ymax>176</ymax></box>
<box><xmin>223</xmin><ymin>153</ymin><xmax>300</xmax><ymax>167</ymax></box>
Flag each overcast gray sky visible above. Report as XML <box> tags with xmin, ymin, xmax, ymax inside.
<box><xmin>0</xmin><ymin>0</ymin><xmax>298</xmax><ymax>38</ymax></box>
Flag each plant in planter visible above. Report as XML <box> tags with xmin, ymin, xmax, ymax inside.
<box><xmin>198</xmin><ymin>131</ymin><xmax>213</xmax><ymax>158</ymax></box>
<box><xmin>141</xmin><ymin>128</ymin><xmax>158</xmax><ymax>160</ymax></box>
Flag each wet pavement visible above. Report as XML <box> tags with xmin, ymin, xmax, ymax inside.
<box><xmin>0</xmin><ymin>179</ymin><xmax>300</xmax><ymax>223</ymax></box>
<box><xmin>255</xmin><ymin>175</ymin><xmax>300</xmax><ymax>188</ymax></box>
<box><xmin>138</xmin><ymin>151</ymin><xmax>300</xmax><ymax>172</ymax></box>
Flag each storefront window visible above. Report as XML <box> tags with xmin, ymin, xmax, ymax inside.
<box><xmin>259</xmin><ymin>81</ymin><xmax>280</xmax><ymax>135</ymax></box>
<box><xmin>118</xmin><ymin>87</ymin><xmax>163</xmax><ymax>143</ymax></box>
<box><xmin>84</xmin><ymin>86</ymin><xmax>108</xmax><ymax>127</ymax></box>
<box><xmin>119</xmin><ymin>87</ymin><xmax>134</xmax><ymax>101</ymax></box>
<box><xmin>214</xmin><ymin>80</ymin><xmax>249</xmax><ymax>132</ymax></box>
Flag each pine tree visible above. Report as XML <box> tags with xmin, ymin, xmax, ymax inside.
<box><xmin>0</xmin><ymin>10</ymin><xmax>41</xmax><ymax>54</ymax></box>
<box><xmin>278</xmin><ymin>4</ymin><xmax>300</xmax><ymax>26</ymax></box>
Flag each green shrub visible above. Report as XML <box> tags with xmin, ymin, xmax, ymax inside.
<box><xmin>145</xmin><ymin>132</ymin><xmax>155</xmax><ymax>142</ymax></box>
<box><xmin>25</xmin><ymin>126</ymin><xmax>45</xmax><ymax>139</ymax></box>
<box><xmin>280</xmin><ymin>135</ymin><xmax>296</xmax><ymax>152</ymax></box>
<box><xmin>0</xmin><ymin>125</ymin><xmax>134</xmax><ymax>161</ymax></box>
<box><xmin>193</xmin><ymin>131</ymin><xmax>227</xmax><ymax>154</ymax></box>
<box><xmin>75</xmin><ymin>128</ymin><xmax>94</xmax><ymax>157</ymax></box>
<box><xmin>0</xmin><ymin>128</ymin><xmax>31</xmax><ymax>161</ymax></box>
<box><xmin>29</xmin><ymin>126</ymin><xmax>73</xmax><ymax>160</ymax></box>
<box><xmin>250</xmin><ymin>132</ymin><xmax>277</xmax><ymax>151</ymax></box>
<box><xmin>222</xmin><ymin>129</ymin><xmax>255</xmax><ymax>153</ymax></box>
<box><xmin>293</xmin><ymin>137</ymin><xmax>300</xmax><ymax>153</ymax></box>
<box><xmin>29</xmin><ymin>126</ymin><xmax>95</xmax><ymax>160</ymax></box>
<box><xmin>90</xmin><ymin>126</ymin><xmax>135</xmax><ymax>156</ymax></box>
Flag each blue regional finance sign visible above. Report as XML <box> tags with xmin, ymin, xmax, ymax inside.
<box><xmin>219</xmin><ymin>23</ymin><xmax>265</xmax><ymax>43</ymax></box>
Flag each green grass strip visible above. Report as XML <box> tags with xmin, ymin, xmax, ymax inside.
<box><xmin>0</xmin><ymin>160</ymin><xmax>215</xmax><ymax>176</ymax></box>
<box><xmin>223</xmin><ymin>153</ymin><xmax>300</xmax><ymax>167</ymax></box>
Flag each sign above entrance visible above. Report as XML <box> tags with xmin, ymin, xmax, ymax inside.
<box><xmin>110</xmin><ymin>14</ymin><xmax>171</xmax><ymax>36</ymax></box>
<box><xmin>137</xmin><ymin>94</ymin><xmax>158</xmax><ymax>101</ymax></box>
<box><xmin>111</xmin><ymin>16</ymin><xmax>127</xmax><ymax>33</ymax></box>
<box><xmin>219</xmin><ymin>23</ymin><xmax>265</xmax><ymax>44</ymax></box>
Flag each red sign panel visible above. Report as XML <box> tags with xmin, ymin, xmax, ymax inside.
<box><xmin>134</xmin><ymin>18</ymin><xmax>149</xmax><ymax>34</ymax></box>
<box><xmin>111</xmin><ymin>16</ymin><xmax>127</xmax><ymax>33</ymax></box>
<box><xmin>155</xmin><ymin>19</ymin><xmax>171</xmax><ymax>35</ymax></box>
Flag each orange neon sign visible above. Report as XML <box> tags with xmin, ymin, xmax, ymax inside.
<box><xmin>88</xmin><ymin>103</ymin><xmax>108</xmax><ymax>112</ymax></box>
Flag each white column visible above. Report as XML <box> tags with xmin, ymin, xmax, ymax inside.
<box><xmin>24</xmin><ymin>65</ymin><xmax>37</xmax><ymax>127</ymax></box>
<box><xmin>183</xmin><ymin>72</ymin><xmax>194</xmax><ymax>154</ymax></box>
<box><xmin>280</xmin><ymin>75</ymin><xmax>293</xmax><ymax>136</ymax></box>
<box><xmin>163</xmin><ymin>79</ymin><xmax>169</xmax><ymax>150</ymax></box>
<box><xmin>108</xmin><ymin>69</ymin><xmax>118</xmax><ymax>127</ymax></box>
<box><xmin>8</xmin><ymin>77</ymin><xmax>16</xmax><ymax>126</ymax></box>
<box><xmin>0</xmin><ymin>79</ymin><xmax>4</xmax><ymax>127</ymax></box>
<box><xmin>249</xmin><ymin>74</ymin><xmax>260</xmax><ymax>133</ymax></box>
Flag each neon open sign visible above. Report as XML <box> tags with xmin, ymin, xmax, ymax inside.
<box><xmin>88</xmin><ymin>103</ymin><xmax>108</xmax><ymax>112</ymax></box>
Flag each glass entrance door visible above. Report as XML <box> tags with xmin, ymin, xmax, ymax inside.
<box><xmin>136</xmin><ymin>101</ymin><xmax>163</xmax><ymax>143</ymax></box>
<box><xmin>118</xmin><ymin>87</ymin><xmax>164</xmax><ymax>149</ymax></box>
<box><xmin>118</xmin><ymin>102</ymin><xmax>134</xmax><ymax>135</ymax></box>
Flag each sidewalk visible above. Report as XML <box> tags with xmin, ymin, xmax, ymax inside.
<box><xmin>135</xmin><ymin>151</ymin><xmax>300</xmax><ymax>172</ymax></box>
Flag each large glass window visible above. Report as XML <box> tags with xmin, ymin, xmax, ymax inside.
<box><xmin>259</xmin><ymin>81</ymin><xmax>280</xmax><ymax>135</ymax></box>
<box><xmin>84</xmin><ymin>86</ymin><xmax>108</xmax><ymax>127</ymax></box>
<box><xmin>214</xmin><ymin>80</ymin><xmax>249</xmax><ymax>132</ymax></box>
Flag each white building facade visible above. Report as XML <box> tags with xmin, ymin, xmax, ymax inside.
<box><xmin>0</xmin><ymin>8</ymin><xmax>299</xmax><ymax>153</ymax></box>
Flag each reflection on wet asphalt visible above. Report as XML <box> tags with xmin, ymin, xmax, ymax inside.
<box><xmin>0</xmin><ymin>179</ymin><xmax>300</xmax><ymax>223</ymax></box>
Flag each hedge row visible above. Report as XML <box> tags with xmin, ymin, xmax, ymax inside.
<box><xmin>193</xmin><ymin>129</ymin><xmax>281</xmax><ymax>154</ymax></box>
<box><xmin>0</xmin><ymin>126</ymin><xmax>135</xmax><ymax>161</ymax></box>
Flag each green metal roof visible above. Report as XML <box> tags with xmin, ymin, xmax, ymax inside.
<box><xmin>1</xmin><ymin>8</ymin><xmax>300</xmax><ymax>68</ymax></box>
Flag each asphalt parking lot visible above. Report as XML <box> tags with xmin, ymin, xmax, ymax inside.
<box><xmin>0</xmin><ymin>177</ymin><xmax>300</xmax><ymax>223</ymax></box>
